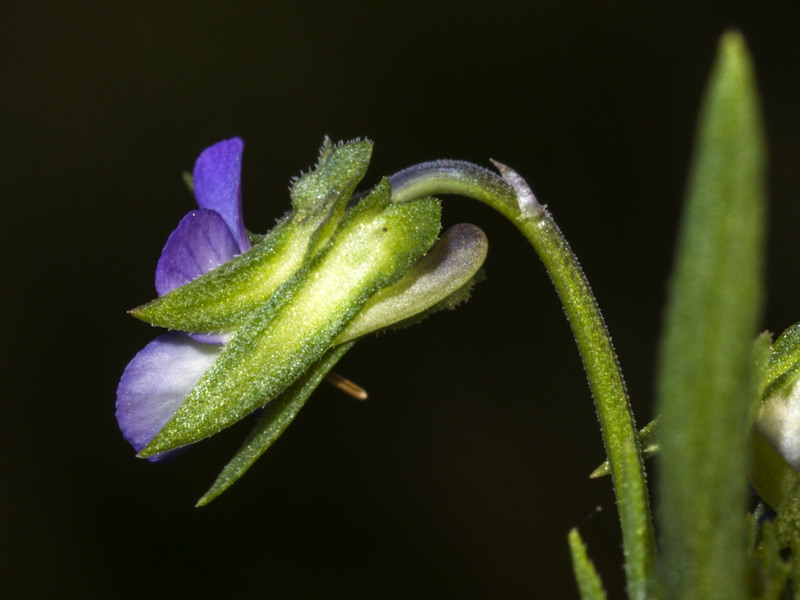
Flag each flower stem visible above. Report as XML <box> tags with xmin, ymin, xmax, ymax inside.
<box><xmin>390</xmin><ymin>161</ymin><xmax>655</xmax><ymax>599</ymax></box>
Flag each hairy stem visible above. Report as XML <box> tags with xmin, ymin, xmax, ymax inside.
<box><xmin>390</xmin><ymin>160</ymin><xmax>655</xmax><ymax>599</ymax></box>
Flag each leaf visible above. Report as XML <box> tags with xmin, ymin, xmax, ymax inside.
<box><xmin>655</xmin><ymin>31</ymin><xmax>767</xmax><ymax>599</ymax></box>
<box><xmin>568</xmin><ymin>528</ymin><xmax>608</xmax><ymax>600</ymax></box>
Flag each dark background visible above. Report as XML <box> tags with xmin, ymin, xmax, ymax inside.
<box><xmin>5</xmin><ymin>1</ymin><xmax>800</xmax><ymax>598</ymax></box>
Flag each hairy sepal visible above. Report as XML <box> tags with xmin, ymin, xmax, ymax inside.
<box><xmin>131</xmin><ymin>139</ymin><xmax>373</xmax><ymax>332</ymax></box>
<box><xmin>140</xmin><ymin>180</ymin><xmax>440</xmax><ymax>456</ymax></box>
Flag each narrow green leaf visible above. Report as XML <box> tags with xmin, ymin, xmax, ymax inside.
<box><xmin>141</xmin><ymin>182</ymin><xmax>441</xmax><ymax>456</ymax></box>
<box><xmin>568</xmin><ymin>528</ymin><xmax>608</xmax><ymax>600</ymax></box>
<box><xmin>196</xmin><ymin>342</ymin><xmax>355</xmax><ymax>506</ymax></box>
<box><xmin>655</xmin><ymin>31</ymin><xmax>766</xmax><ymax>600</ymax></box>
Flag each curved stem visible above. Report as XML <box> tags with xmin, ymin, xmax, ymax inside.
<box><xmin>391</xmin><ymin>161</ymin><xmax>655</xmax><ymax>599</ymax></box>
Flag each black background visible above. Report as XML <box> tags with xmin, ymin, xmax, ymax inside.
<box><xmin>5</xmin><ymin>1</ymin><xmax>800</xmax><ymax>598</ymax></box>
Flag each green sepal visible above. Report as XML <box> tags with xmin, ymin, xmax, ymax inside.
<box><xmin>140</xmin><ymin>180</ymin><xmax>441</xmax><ymax>456</ymax></box>
<box><xmin>131</xmin><ymin>139</ymin><xmax>373</xmax><ymax>332</ymax></box>
<box><xmin>132</xmin><ymin>217</ymin><xmax>296</xmax><ymax>331</ymax></box>
<box><xmin>291</xmin><ymin>138</ymin><xmax>371</xmax><ymax>216</ymax></box>
<box><xmin>196</xmin><ymin>342</ymin><xmax>355</xmax><ymax>506</ymax></box>
<box><xmin>753</xmin><ymin>331</ymin><xmax>774</xmax><ymax>405</ymax></box>
<box><xmin>764</xmin><ymin>323</ymin><xmax>800</xmax><ymax>400</ymax></box>
<box><xmin>290</xmin><ymin>137</ymin><xmax>373</xmax><ymax>256</ymax></box>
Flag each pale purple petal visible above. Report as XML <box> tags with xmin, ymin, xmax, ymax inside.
<box><xmin>155</xmin><ymin>209</ymin><xmax>240</xmax><ymax>296</ymax></box>
<box><xmin>193</xmin><ymin>137</ymin><xmax>251</xmax><ymax>252</ymax></box>
<box><xmin>188</xmin><ymin>330</ymin><xmax>233</xmax><ymax>345</ymax></box>
<box><xmin>116</xmin><ymin>332</ymin><xmax>223</xmax><ymax>461</ymax></box>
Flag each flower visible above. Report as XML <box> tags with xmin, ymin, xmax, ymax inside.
<box><xmin>157</xmin><ymin>137</ymin><xmax>251</xmax><ymax>299</ymax></box>
<box><xmin>117</xmin><ymin>138</ymin><xmax>249</xmax><ymax>460</ymax></box>
<box><xmin>755</xmin><ymin>324</ymin><xmax>800</xmax><ymax>469</ymax></box>
<box><xmin>116</xmin><ymin>137</ymin><xmax>488</xmax><ymax>496</ymax></box>
<box><xmin>749</xmin><ymin>323</ymin><xmax>800</xmax><ymax>508</ymax></box>
<box><xmin>757</xmin><ymin>382</ymin><xmax>800</xmax><ymax>471</ymax></box>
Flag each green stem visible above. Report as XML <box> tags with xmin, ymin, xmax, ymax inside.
<box><xmin>390</xmin><ymin>161</ymin><xmax>655</xmax><ymax>599</ymax></box>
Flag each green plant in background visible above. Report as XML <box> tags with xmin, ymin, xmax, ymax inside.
<box><xmin>117</xmin><ymin>29</ymin><xmax>800</xmax><ymax>598</ymax></box>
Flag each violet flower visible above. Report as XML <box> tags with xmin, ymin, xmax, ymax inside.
<box><xmin>117</xmin><ymin>137</ymin><xmax>488</xmax><ymax>498</ymax></box>
<box><xmin>117</xmin><ymin>138</ymin><xmax>249</xmax><ymax>460</ymax></box>
<box><xmin>155</xmin><ymin>137</ymin><xmax>250</xmax><ymax>308</ymax></box>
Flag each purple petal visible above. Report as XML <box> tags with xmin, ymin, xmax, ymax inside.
<box><xmin>155</xmin><ymin>209</ymin><xmax>240</xmax><ymax>296</ymax></box>
<box><xmin>193</xmin><ymin>138</ymin><xmax>250</xmax><ymax>252</ymax></box>
<box><xmin>116</xmin><ymin>332</ymin><xmax>223</xmax><ymax>461</ymax></box>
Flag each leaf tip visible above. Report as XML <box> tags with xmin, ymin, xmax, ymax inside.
<box><xmin>719</xmin><ymin>28</ymin><xmax>746</xmax><ymax>54</ymax></box>
<box><xmin>715</xmin><ymin>29</ymin><xmax>757</xmax><ymax>91</ymax></box>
